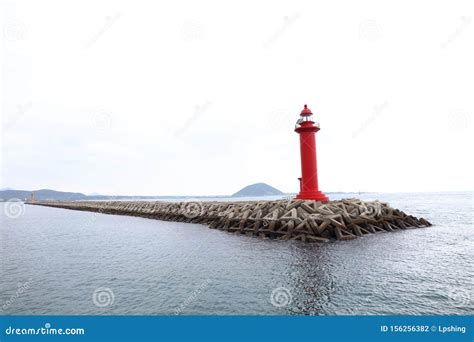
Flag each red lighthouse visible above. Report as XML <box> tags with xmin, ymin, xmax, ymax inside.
<box><xmin>295</xmin><ymin>104</ymin><xmax>329</xmax><ymax>202</ymax></box>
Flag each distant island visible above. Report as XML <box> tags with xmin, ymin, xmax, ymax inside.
<box><xmin>0</xmin><ymin>183</ymin><xmax>287</xmax><ymax>201</ymax></box>
<box><xmin>231</xmin><ymin>183</ymin><xmax>284</xmax><ymax>197</ymax></box>
<box><xmin>0</xmin><ymin>189</ymin><xmax>88</xmax><ymax>201</ymax></box>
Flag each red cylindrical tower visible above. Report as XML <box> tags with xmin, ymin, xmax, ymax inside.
<box><xmin>295</xmin><ymin>104</ymin><xmax>329</xmax><ymax>202</ymax></box>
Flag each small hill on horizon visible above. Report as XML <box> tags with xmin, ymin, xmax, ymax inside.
<box><xmin>232</xmin><ymin>183</ymin><xmax>284</xmax><ymax>197</ymax></box>
<box><xmin>0</xmin><ymin>183</ymin><xmax>286</xmax><ymax>201</ymax></box>
<box><xmin>0</xmin><ymin>189</ymin><xmax>87</xmax><ymax>201</ymax></box>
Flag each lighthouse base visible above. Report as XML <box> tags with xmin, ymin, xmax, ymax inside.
<box><xmin>296</xmin><ymin>191</ymin><xmax>329</xmax><ymax>202</ymax></box>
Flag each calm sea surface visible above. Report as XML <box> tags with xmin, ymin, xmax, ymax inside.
<box><xmin>1</xmin><ymin>192</ymin><xmax>472</xmax><ymax>315</ymax></box>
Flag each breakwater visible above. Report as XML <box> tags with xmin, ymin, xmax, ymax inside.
<box><xmin>28</xmin><ymin>199</ymin><xmax>431</xmax><ymax>242</ymax></box>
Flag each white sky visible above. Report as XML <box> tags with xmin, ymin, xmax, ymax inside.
<box><xmin>1</xmin><ymin>0</ymin><xmax>473</xmax><ymax>196</ymax></box>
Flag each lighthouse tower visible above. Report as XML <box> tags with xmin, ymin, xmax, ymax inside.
<box><xmin>295</xmin><ymin>104</ymin><xmax>329</xmax><ymax>202</ymax></box>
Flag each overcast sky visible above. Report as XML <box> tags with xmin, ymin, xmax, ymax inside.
<box><xmin>1</xmin><ymin>0</ymin><xmax>473</xmax><ymax>196</ymax></box>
